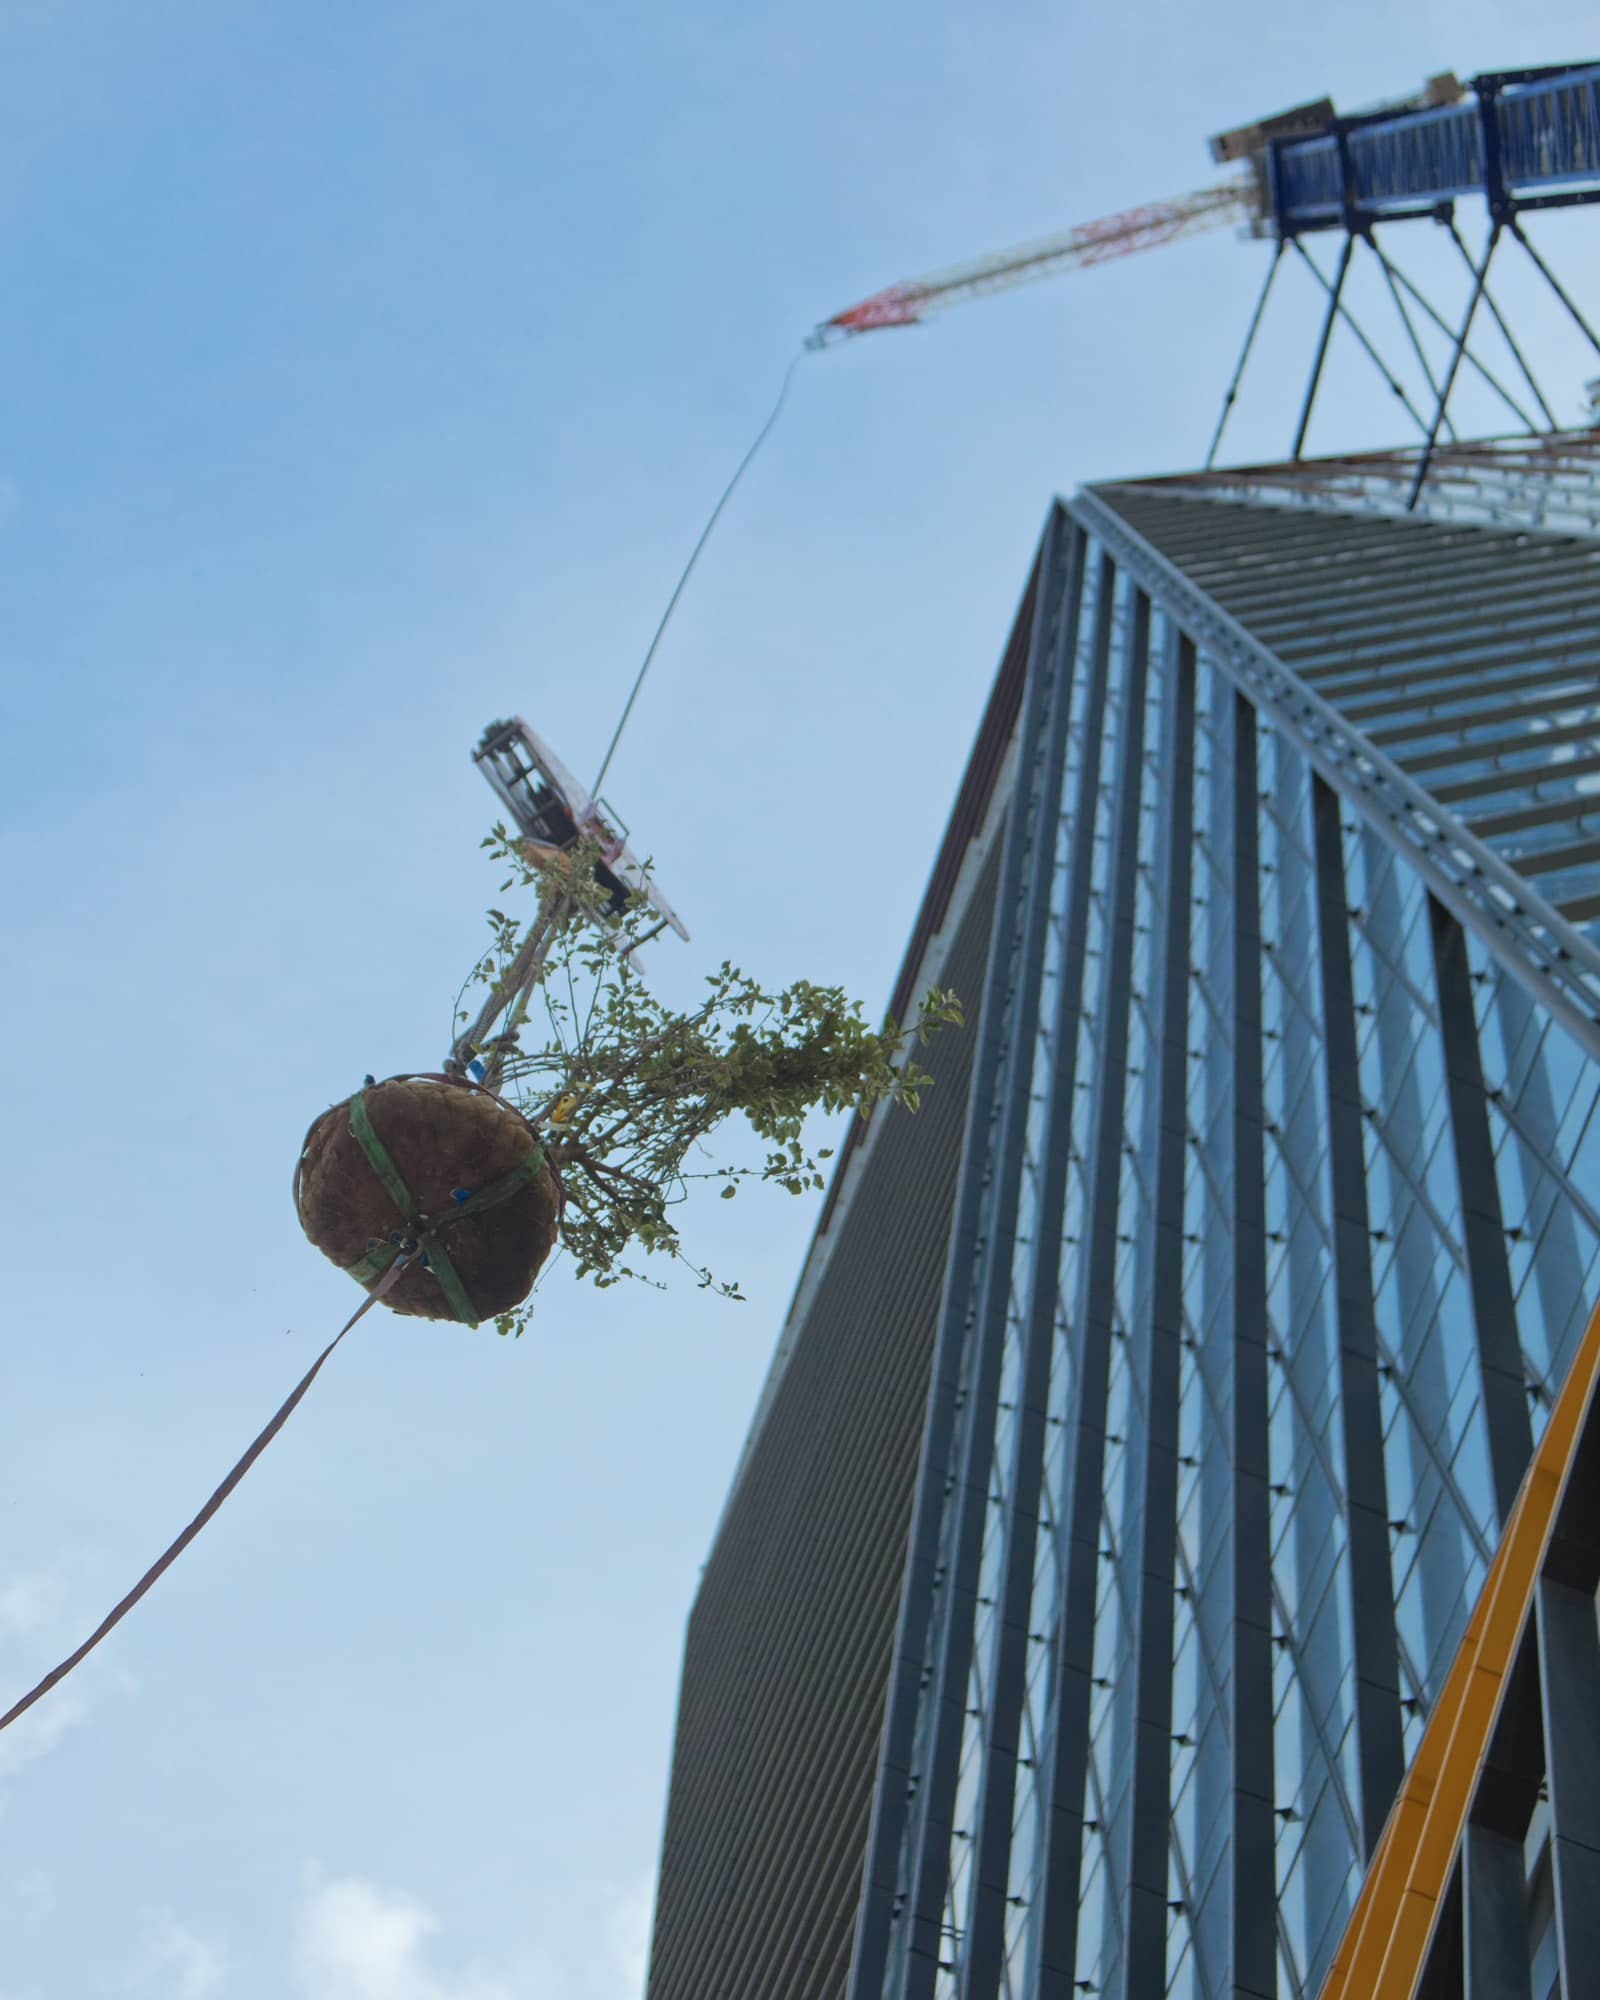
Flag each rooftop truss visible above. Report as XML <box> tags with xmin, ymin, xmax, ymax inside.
<box><xmin>1128</xmin><ymin>429</ymin><xmax>1600</xmax><ymax>535</ymax></box>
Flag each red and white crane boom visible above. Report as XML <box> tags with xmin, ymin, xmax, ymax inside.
<box><xmin>808</xmin><ymin>179</ymin><xmax>1254</xmax><ymax>346</ymax></box>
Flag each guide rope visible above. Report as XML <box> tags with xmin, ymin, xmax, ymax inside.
<box><xmin>0</xmin><ymin>1261</ymin><xmax>408</xmax><ymax>1738</ymax></box>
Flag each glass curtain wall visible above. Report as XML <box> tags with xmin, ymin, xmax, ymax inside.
<box><xmin>853</xmin><ymin>481</ymin><xmax>1600</xmax><ymax>2000</ymax></box>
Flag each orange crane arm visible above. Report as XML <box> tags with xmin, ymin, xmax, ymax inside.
<box><xmin>809</xmin><ymin>179</ymin><xmax>1253</xmax><ymax>346</ymax></box>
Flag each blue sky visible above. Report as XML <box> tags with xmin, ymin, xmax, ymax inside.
<box><xmin>2</xmin><ymin>3</ymin><xmax>1597</xmax><ymax>1995</ymax></box>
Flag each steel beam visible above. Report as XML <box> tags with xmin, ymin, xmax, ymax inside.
<box><xmin>1121</xmin><ymin>631</ymin><xmax>1198</xmax><ymax>1997</ymax></box>
<box><xmin>1032</xmin><ymin>574</ymin><xmax>1155</xmax><ymax>1998</ymax></box>
<box><xmin>1231</xmin><ymin>693</ymin><xmax>1278</xmax><ymax>2000</ymax></box>
<box><xmin>1366</xmin><ymin>234</ymin><xmax>1538</xmax><ymax>434</ymax></box>
<box><xmin>1320</xmin><ymin>1300</ymin><xmax>1600</xmax><ymax>2000</ymax></box>
<box><xmin>1440</xmin><ymin>748</ymin><xmax>1600</xmax><ymax>808</ymax></box>
<box><xmin>1363</xmin><ymin>232</ymin><xmax>1455</xmax><ymax>444</ymax></box>
<box><xmin>1293</xmin><ymin>234</ymin><xmax>1355</xmax><ymax>460</ymax></box>
<box><xmin>1290</xmin><ymin>236</ymin><xmax>1431</xmax><ymax>440</ymax></box>
<box><xmin>1430</xmin><ymin>897</ymin><xmax>1537</xmax><ymax>1526</ymax></box>
<box><xmin>1311</xmin><ymin>777</ymin><xmax>1407</xmax><ymax>1854</ymax></box>
<box><xmin>957</xmin><ymin>543</ymin><xmax>1115</xmax><ymax>1998</ymax></box>
<box><xmin>848</xmin><ymin>508</ymin><xmax>1076</xmax><ymax>2000</ymax></box>
<box><xmin>1406</xmin><ymin>713</ymin><xmax>1600</xmax><ymax>780</ymax></box>
<box><xmin>896</xmin><ymin>512</ymin><xmax>1083</xmax><ymax>1996</ymax></box>
<box><xmin>1330</xmin><ymin>651</ymin><xmax>1600</xmax><ymax>725</ymax></box>
<box><xmin>1536</xmin><ymin>1576</ymin><xmax>1600</xmax><ymax>1994</ymax></box>
<box><xmin>1510</xmin><ymin>219</ymin><xmax>1600</xmax><ymax>363</ymax></box>
<box><xmin>1072</xmin><ymin>488</ymin><xmax>1600</xmax><ymax>1082</ymax></box>
<box><xmin>1407</xmin><ymin>225</ymin><xmax>1502</xmax><ymax>511</ymax></box>
<box><xmin>1445</xmin><ymin>221</ymin><xmax>1558</xmax><ymax>432</ymax></box>
<box><xmin>1208</xmin><ymin>243</ymin><xmax>1286</xmax><ymax>469</ymax></box>
<box><xmin>1462</xmin><ymin>1825</ymin><xmax>1534</xmax><ymax>2000</ymax></box>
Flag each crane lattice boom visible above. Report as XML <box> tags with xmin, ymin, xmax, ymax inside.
<box><xmin>810</xmin><ymin>179</ymin><xmax>1254</xmax><ymax>345</ymax></box>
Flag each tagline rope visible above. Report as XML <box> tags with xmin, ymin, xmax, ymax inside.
<box><xmin>0</xmin><ymin>1261</ymin><xmax>407</xmax><ymax>1737</ymax></box>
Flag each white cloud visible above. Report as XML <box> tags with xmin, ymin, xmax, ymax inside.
<box><xmin>8</xmin><ymin>1870</ymin><xmax>53</xmax><ymax>1918</ymax></box>
<box><xmin>293</xmin><ymin>1872</ymin><xmax>653</xmax><ymax>2000</ymax></box>
<box><xmin>0</xmin><ymin>1687</ymin><xmax>88</xmax><ymax>1781</ymax></box>
<box><xmin>295</xmin><ymin>1878</ymin><xmax>515</xmax><ymax>2000</ymax></box>
<box><xmin>144</xmin><ymin>1917</ymin><xmax>227</xmax><ymax>2000</ymax></box>
<box><xmin>0</xmin><ymin>1569</ymin><xmax>129</xmax><ymax>1796</ymax></box>
<box><xmin>0</xmin><ymin>1570</ymin><xmax>66</xmax><ymax>1638</ymax></box>
<box><xmin>601</xmin><ymin>1879</ymin><xmax>652</xmax><ymax>2000</ymax></box>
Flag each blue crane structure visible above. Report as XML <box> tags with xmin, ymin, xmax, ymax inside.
<box><xmin>1218</xmin><ymin>63</ymin><xmax>1600</xmax><ymax>494</ymax></box>
<box><xmin>1263</xmin><ymin>65</ymin><xmax>1600</xmax><ymax>235</ymax></box>
<box><xmin>818</xmin><ymin>62</ymin><xmax>1600</xmax><ymax>501</ymax></box>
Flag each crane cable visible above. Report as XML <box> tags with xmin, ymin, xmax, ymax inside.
<box><xmin>590</xmin><ymin>348</ymin><xmax>806</xmax><ymax>799</ymax></box>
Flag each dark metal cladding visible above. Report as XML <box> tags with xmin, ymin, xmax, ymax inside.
<box><xmin>1310</xmin><ymin>775</ymin><xmax>1407</xmax><ymax>1857</ymax></box>
<box><xmin>854</xmin><ymin>509</ymin><xmax>1078</xmax><ymax>2000</ymax></box>
<box><xmin>1119</xmin><ymin>630</ymin><xmax>1198</xmax><ymax>1998</ymax></box>
<box><xmin>646</xmin><ymin>848</ymin><xmax>1000</xmax><ymax>2000</ymax></box>
<box><xmin>891</xmin><ymin>519</ymin><xmax>1084</xmax><ymax>2000</ymax></box>
<box><xmin>1230</xmin><ymin>693</ymin><xmax>1279</xmax><ymax>2000</ymax></box>
<box><xmin>956</xmin><ymin>551</ymin><xmax>1119</xmax><ymax>1998</ymax></box>
<box><xmin>1429</xmin><ymin>897</ymin><xmax>1535</xmax><ymax>1525</ymax></box>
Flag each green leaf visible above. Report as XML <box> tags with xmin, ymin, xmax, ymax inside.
<box><xmin>466</xmin><ymin>828</ymin><xmax>963</xmax><ymax>1298</ymax></box>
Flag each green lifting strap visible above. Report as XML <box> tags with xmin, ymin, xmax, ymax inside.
<box><xmin>344</xmin><ymin>1090</ymin><xmax>546</xmax><ymax>1329</ymax></box>
<box><xmin>346</xmin><ymin>1239</ymin><xmax>401</xmax><ymax>1287</ymax></box>
<box><xmin>346</xmin><ymin>1230</ymin><xmax>476</xmax><ymax>1326</ymax></box>
<box><xmin>449</xmin><ymin>1149</ymin><xmax>547</xmax><ymax>1218</ymax></box>
<box><xmin>347</xmin><ymin>1092</ymin><xmax>415</xmax><ymax>1216</ymax></box>
<box><xmin>416</xmin><ymin>1244</ymin><xmax>480</xmax><ymax>1328</ymax></box>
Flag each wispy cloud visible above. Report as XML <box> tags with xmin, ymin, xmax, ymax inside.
<box><xmin>0</xmin><ymin>1687</ymin><xmax>88</xmax><ymax>1782</ymax></box>
<box><xmin>8</xmin><ymin>1871</ymin><xmax>54</xmax><ymax>1918</ymax></box>
<box><xmin>293</xmin><ymin>1871</ymin><xmax>653</xmax><ymax>2000</ymax></box>
<box><xmin>0</xmin><ymin>1567</ymin><xmax>91</xmax><ymax>1792</ymax></box>
<box><xmin>0</xmin><ymin>1570</ymin><xmax>66</xmax><ymax>1639</ymax></box>
<box><xmin>143</xmin><ymin>1917</ymin><xmax>227</xmax><ymax>2000</ymax></box>
<box><xmin>601</xmin><ymin>1878</ymin><xmax>652</xmax><ymax>2000</ymax></box>
<box><xmin>295</xmin><ymin>1878</ymin><xmax>516</xmax><ymax>2000</ymax></box>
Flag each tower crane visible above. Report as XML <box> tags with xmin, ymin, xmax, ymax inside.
<box><xmin>518</xmin><ymin>62</ymin><xmax>1600</xmax><ymax>834</ymax></box>
<box><xmin>804</xmin><ymin>63</ymin><xmax>1600</xmax><ymax>493</ymax></box>
<box><xmin>809</xmin><ymin>69</ymin><xmax>1600</xmax><ymax>351</ymax></box>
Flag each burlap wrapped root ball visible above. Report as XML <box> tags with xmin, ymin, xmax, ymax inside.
<box><xmin>295</xmin><ymin>1076</ymin><xmax>560</xmax><ymax>1323</ymax></box>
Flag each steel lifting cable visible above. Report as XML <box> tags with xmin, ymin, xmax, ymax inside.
<box><xmin>457</xmin><ymin>354</ymin><xmax>807</xmax><ymax>1077</ymax></box>
<box><xmin>589</xmin><ymin>348</ymin><xmax>805</xmax><ymax>798</ymax></box>
<box><xmin>452</xmin><ymin>354</ymin><xmax>805</xmax><ymax>1081</ymax></box>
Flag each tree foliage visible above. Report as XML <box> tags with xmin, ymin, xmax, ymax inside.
<box><xmin>456</xmin><ymin>828</ymin><xmax>963</xmax><ymax>1331</ymax></box>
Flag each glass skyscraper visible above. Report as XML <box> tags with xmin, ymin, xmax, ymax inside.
<box><xmin>646</xmin><ymin>434</ymin><xmax>1600</xmax><ymax>2000</ymax></box>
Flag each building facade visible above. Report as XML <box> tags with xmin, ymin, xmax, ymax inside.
<box><xmin>647</xmin><ymin>435</ymin><xmax>1600</xmax><ymax>2000</ymax></box>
